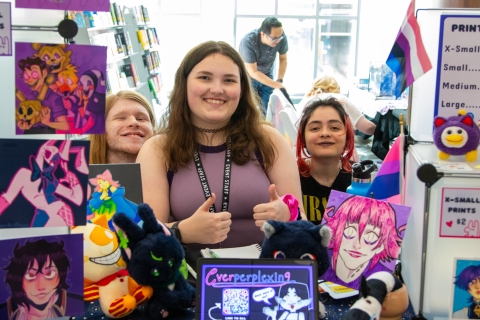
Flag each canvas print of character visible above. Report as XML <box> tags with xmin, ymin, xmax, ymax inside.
<box><xmin>87</xmin><ymin>169</ymin><xmax>140</xmax><ymax>230</ymax></box>
<box><xmin>451</xmin><ymin>259</ymin><xmax>480</xmax><ymax>319</ymax></box>
<box><xmin>0</xmin><ymin>139</ymin><xmax>89</xmax><ymax>228</ymax></box>
<box><xmin>0</xmin><ymin>235</ymin><xmax>84</xmax><ymax>320</ymax></box>
<box><xmin>15</xmin><ymin>42</ymin><xmax>107</xmax><ymax>135</ymax></box>
<box><xmin>320</xmin><ymin>191</ymin><xmax>411</xmax><ymax>291</ymax></box>
<box><xmin>263</xmin><ymin>283</ymin><xmax>313</xmax><ymax>320</ymax></box>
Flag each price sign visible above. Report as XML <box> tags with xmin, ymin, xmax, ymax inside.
<box><xmin>434</xmin><ymin>15</ymin><xmax>480</xmax><ymax>121</ymax></box>
<box><xmin>440</xmin><ymin>187</ymin><xmax>480</xmax><ymax>238</ymax></box>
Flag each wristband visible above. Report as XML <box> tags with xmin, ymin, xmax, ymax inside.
<box><xmin>281</xmin><ymin>194</ymin><xmax>299</xmax><ymax>222</ymax></box>
<box><xmin>171</xmin><ymin>221</ymin><xmax>182</xmax><ymax>243</ymax></box>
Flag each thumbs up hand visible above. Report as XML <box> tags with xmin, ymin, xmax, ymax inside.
<box><xmin>253</xmin><ymin>184</ymin><xmax>290</xmax><ymax>228</ymax></box>
<box><xmin>181</xmin><ymin>193</ymin><xmax>232</xmax><ymax>244</ymax></box>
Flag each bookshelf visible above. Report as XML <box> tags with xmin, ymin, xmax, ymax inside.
<box><xmin>76</xmin><ymin>3</ymin><xmax>162</xmax><ymax>107</ymax></box>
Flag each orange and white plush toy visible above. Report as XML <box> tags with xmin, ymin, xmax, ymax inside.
<box><xmin>71</xmin><ymin>217</ymin><xmax>153</xmax><ymax>318</ymax></box>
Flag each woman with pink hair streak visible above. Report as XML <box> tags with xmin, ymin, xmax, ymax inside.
<box><xmin>322</xmin><ymin>195</ymin><xmax>404</xmax><ymax>288</ymax></box>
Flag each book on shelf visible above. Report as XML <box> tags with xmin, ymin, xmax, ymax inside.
<box><xmin>90</xmin><ymin>33</ymin><xmax>117</xmax><ymax>61</ymax></box>
<box><xmin>143</xmin><ymin>54</ymin><xmax>152</xmax><ymax>72</ymax></box>
<box><xmin>150</xmin><ymin>74</ymin><xmax>161</xmax><ymax>93</ymax></box>
<box><xmin>105</xmin><ymin>74</ymin><xmax>112</xmax><ymax>93</ymax></box>
<box><xmin>151</xmin><ymin>28</ymin><xmax>159</xmax><ymax>46</ymax></box>
<box><xmin>109</xmin><ymin>2</ymin><xmax>117</xmax><ymax>25</ymax></box>
<box><xmin>67</xmin><ymin>11</ymin><xmax>86</xmax><ymax>28</ymax></box>
<box><xmin>141</xmin><ymin>5</ymin><xmax>150</xmax><ymax>23</ymax></box>
<box><xmin>83</xmin><ymin>11</ymin><xmax>95</xmax><ymax>28</ymax></box>
<box><xmin>130</xmin><ymin>63</ymin><xmax>139</xmax><ymax>86</ymax></box>
<box><xmin>117</xmin><ymin>32</ymin><xmax>131</xmax><ymax>55</ymax></box>
<box><xmin>118</xmin><ymin>72</ymin><xmax>130</xmax><ymax>90</ymax></box>
<box><xmin>107</xmin><ymin>68</ymin><xmax>121</xmax><ymax>93</ymax></box>
<box><xmin>114</xmin><ymin>33</ymin><xmax>125</xmax><ymax>56</ymax></box>
<box><xmin>112</xmin><ymin>3</ymin><xmax>124</xmax><ymax>25</ymax></box>
<box><xmin>145</xmin><ymin>28</ymin><xmax>154</xmax><ymax>47</ymax></box>
<box><xmin>152</xmin><ymin>51</ymin><xmax>160</xmax><ymax>68</ymax></box>
<box><xmin>133</xmin><ymin>5</ymin><xmax>144</xmax><ymax>24</ymax></box>
<box><xmin>200</xmin><ymin>244</ymin><xmax>262</xmax><ymax>259</ymax></box>
<box><xmin>124</xmin><ymin>32</ymin><xmax>134</xmax><ymax>55</ymax></box>
<box><xmin>121</xmin><ymin>65</ymin><xmax>136</xmax><ymax>88</ymax></box>
<box><xmin>136</xmin><ymin>30</ymin><xmax>150</xmax><ymax>50</ymax></box>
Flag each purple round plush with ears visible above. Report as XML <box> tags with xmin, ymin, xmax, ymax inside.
<box><xmin>433</xmin><ymin>112</ymin><xmax>480</xmax><ymax>156</ymax></box>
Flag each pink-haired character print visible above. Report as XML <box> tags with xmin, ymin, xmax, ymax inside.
<box><xmin>322</xmin><ymin>195</ymin><xmax>406</xmax><ymax>289</ymax></box>
<box><xmin>0</xmin><ymin>140</ymin><xmax>88</xmax><ymax>227</ymax></box>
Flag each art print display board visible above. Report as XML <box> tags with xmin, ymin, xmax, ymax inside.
<box><xmin>434</xmin><ymin>15</ymin><xmax>480</xmax><ymax>121</ymax></box>
<box><xmin>0</xmin><ymin>234</ymin><xmax>84</xmax><ymax>319</ymax></box>
<box><xmin>16</xmin><ymin>0</ymin><xmax>110</xmax><ymax>12</ymax></box>
<box><xmin>320</xmin><ymin>190</ymin><xmax>411</xmax><ymax>290</ymax></box>
<box><xmin>87</xmin><ymin>163</ymin><xmax>143</xmax><ymax>231</ymax></box>
<box><xmin>15</xmin><ymin>42</ymin><xmax>107</xmax><ymax>135</ymax></box>
<box><xmin>0</xmin><ymin>2</ymin><xmax>11</xmax><ymax>56</ymax></box>
<box><xmin>0</xmin><ymin>139</ymin><xmax>89</xmax><ymax>228</ymax></box>
<box><xmin>450</xmin><ymin>258</ymin><xmax>480</xmax><ymax>319</ymax></box>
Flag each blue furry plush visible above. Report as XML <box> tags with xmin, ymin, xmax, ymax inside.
<box><xmin>260</xmin><ymin>220</ymin><xmax>332</xmax><ymax>278</ymax></box>
<box><xmin>113</xmin><ymin>204</ymin><xmax>195</xmax><ymax>319</ymax></box>
<box><xmin>260</xmin><ymin>220</ymin><xmax>332</xmax><ymax>319</ymax></box>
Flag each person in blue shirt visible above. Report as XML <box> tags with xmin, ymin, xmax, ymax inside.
<box><xmin>239</xmin><ymin>17</ymin><xmax>288</xmax><ymax>115</ymax></box>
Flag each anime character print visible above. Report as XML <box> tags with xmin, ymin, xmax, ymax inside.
<box><xmin>15</xmin><ymin>42</ymin><xmax>107</xmax><ymax>135</ymax></box>
<box><xmin>0</xmin><ymin>139</ymin><xmax>89</xmax><ymax>228</ymax></box>
<box><xmin>452</xmin><ymin>260</ymin><xmax>480</xmax><ymax>319</ymax></box>
<box><xmin>3</xmin><ymin>239</ymin><xmax>71</xmax><ymax>320</ymax></box>
<box><xmin>263</xmin><ymin>283</ymin><xmax>313</xmax><ymax>320</ymax></box>
<box><xmin>87</xmin><ymin>169</ymin><xmax>139</xmax><ymax>231</ymax></box>
<box><xmin>320</xmin><ymin>191</ymin><xmax>410</xmax><ymax>291</ymax></box>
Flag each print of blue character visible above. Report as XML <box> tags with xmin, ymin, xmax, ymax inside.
<box><xmin>452</xmin><ymin>264</ymin><xmax>480</xmax><ymax>319</ymax></box>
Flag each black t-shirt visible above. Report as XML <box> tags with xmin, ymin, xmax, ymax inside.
<box><xmin>300</xmin><ymin>170</ymin><xmax>352</xmax><ymax>225</ymax></box>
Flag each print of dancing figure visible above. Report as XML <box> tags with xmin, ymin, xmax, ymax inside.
<box><xmin>0</xmin><ymin>140</ymin><xmax>88</xmax><ymax>227</ymax></box>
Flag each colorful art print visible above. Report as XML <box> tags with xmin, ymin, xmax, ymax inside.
<box><xmin>0</xmin><ymin>234</ymin><xmax>84</xmax><ymax>319</ymax></box>
<box><xmin>15</xmin><ymin>42</ymin><xmax>107</xmax><ymax>135</ymax></box>
<box><xmin>87</xmin><ymin>164</ymin><xmax>143</xmax><ymax>230</ymax></box>
<box><xmin>0</xmin><ymin>139</ymin><xmax>89</xmax><ymax>228</ymax></box>
<box><xmin>451</xmin><ymin>258</ymin><xmax>480</xmax><ymax>319</ymax></box>
<box><xmin>0</xmin><ymin>2</ymin><xmax>12</xmax><ymax>56</ymax></box>
<box><xmin>15</xmin><ymin>0</ymin><xmax>109</xmax><ymax>12</ymax></box>
<box><xmin>320</xmin><ymin>190</ymin><xmax>411</xmax><ymax>291</ymax></box>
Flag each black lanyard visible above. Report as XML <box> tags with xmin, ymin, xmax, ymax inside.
<box><xmin>193</xmin><ymin>140</ymin><xmax>231</xmax><ymax>212</ymax></box>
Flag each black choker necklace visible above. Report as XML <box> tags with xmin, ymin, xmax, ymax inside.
<box><xmin>193</xmin><ymin>125</ymin><xmax>228</xmax><ymax>133</ymax></box>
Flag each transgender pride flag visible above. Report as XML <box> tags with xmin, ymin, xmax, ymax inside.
<box><xmin>367</xmin><ymin>137</ymin><xmax>402</xmax><ymax>203</ymax></box>
<box><xmin>386</xmin><ymin>0</ymin><xmax>432</xmax><ymax>99</ymax></box>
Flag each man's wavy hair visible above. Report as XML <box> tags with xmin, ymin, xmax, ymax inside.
<box><xmin>159</xmin><ymin>40</ymin><xmax>276</xmax><ymax>172</ymax></box>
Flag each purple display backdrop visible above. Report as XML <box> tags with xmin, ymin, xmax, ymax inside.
<box><xmin>16</xmin><ymin>0</ymin><xmax>109</xmax><ymax>12</ymax></box>
<box><xmin>15</xmin><ymin>42</ymin><xmax>107</xmax><ymax>135</ymax></box>
<box><xmin>0</xmin><ymin>234</ymin><xmax>84</xmax><ymax>318</ymax></box>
